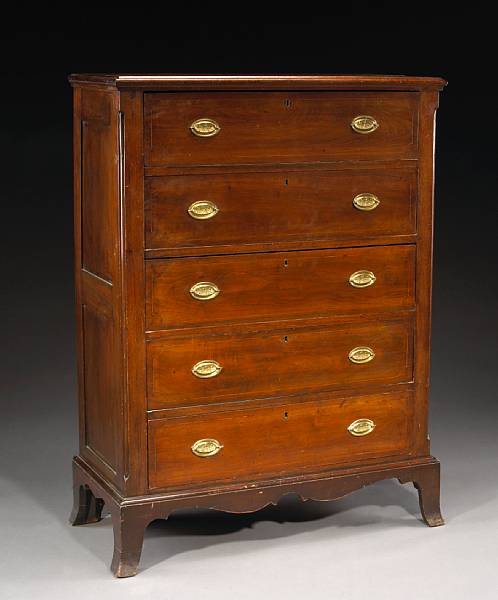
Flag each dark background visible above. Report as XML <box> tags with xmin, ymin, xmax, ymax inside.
<box><xmin>0</xmin><ymin>15</ymin><xmax>496</xmax><ymax>589</ymax></box>
<box><xmin>1</xmin><ymin>16</ymin><xmax>496</xmax><ymax>425</ymax></box>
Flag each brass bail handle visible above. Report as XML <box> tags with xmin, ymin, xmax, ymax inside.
<box><xmin>188</xmin><ymin>200</ymin><xmax>219</xmax><ymax>220</ymax></box>
<box><xmin>191</xmin><ymin>438</ymin><xmax>224</xmax><ymax>457</ymax></box>
<box><xmin>190</xmin><ymin>281</ymin><xmax>220</xmax><ymax>301</ymax></box>
<box><xmin>348</xmin><ymin>347</ymin><xmax>375</xmax><ymax>364</ymax></box>
<box><xmin>349</xmin><ymin>270</ymin><xmax>376</xmax><ymax>288</ymax></box>
<box><xmin>348</xmin><ymin>418</ymin><xmax>376</xmax><ymax>436</ymax></box>
<box><xmin>353</xmin><ymin>193</ymin><xmax>380</xmax><ymax>211</ymax></box>
<box><xmin>192</xmin><ymin>360</ymin><xmax>223</xmax><ymax>379</ymax></box>
<box><xmin>351</xmin><ymin>115</ymin><xmax>379</xmax><ymax>134</ymax></box>
<box><xmin>190</xmin><ymin>118</ymin><xmax>221</xmax><ymax>137</ymax></box>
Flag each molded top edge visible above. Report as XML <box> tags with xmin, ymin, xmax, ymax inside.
<box><xmin>69</xmin><ymin>74</ymin><xmax>447</xmax><ymax>91</ymax></box>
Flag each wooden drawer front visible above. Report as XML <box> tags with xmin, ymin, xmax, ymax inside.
<box><xmin>145</xmin><ymin>92</ymin><xmax>419</xmax><ymax>167</ymax></box>
<box><xmin>147</xmin><ymin>318</ymin><xmax>413</xmax><ymax>409</ymax></box>
<box><xmin>145</xmin><ymin>169</ymin><xmax>417</xmax><ymax>254</ymax></box>
<box><xmin>148</xmin><ymin>390</ymin><xmax>414</xmax><ymax>490</ymax></box>
<box><xmin>146</xmin><ymin>245</ymin><xmax>415</xmax><ymax>331</ymax></box>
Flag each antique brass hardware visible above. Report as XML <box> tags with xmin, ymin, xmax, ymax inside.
<box><xmin>190</xmin><ymin>118</ymin><xmax>221</xmax><ymax>137</ymax></box>
<box><xmin>351</xmin><ymin>115</ymin><xmax>379</xmax><ymax>134</ymax></box>
<box><xmin>192</xmin><ymin>360</ymin><xmax>223</xmax><ymax>378</ymax></box>
<box><xmin>190</xmin><ymin>281</ymin><xmax>220</xmax><ymax>301</ymax></box>
<box><xmin>187</xmin><ymin>200</ymin><xmax>219</xmax><ymax>220</ymax></box>
<box><xmin>353</xmin><ymin>193</ymin><xmax>380</xmax><ymax>211</ymax></box>
<box><xmin>348</xmin><ymin>418</ymin><xmax>376</xmax><ymax>437</ymax></box>
<box><xmin>191</xmin><ymin>438</ymin><xmax>224</xmax><ymax>457</ymax></box>
<box><xmin>349</xmin><ymin>270</ymin><xmax>376</xmax><ymax>288</ymax></box>
<box><xmin>348</xmin><ymin>347</ymin><xmax>375</xmax><ymax>364</ymax></box>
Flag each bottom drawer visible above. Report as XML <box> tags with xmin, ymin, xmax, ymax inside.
<box><xmin>148</xmin><ymin>390</ymin><xmax>414</xmax><ymax>490</ymax></box>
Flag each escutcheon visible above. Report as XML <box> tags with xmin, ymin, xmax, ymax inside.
<box><xmin>191</xmin><ymin>438</ymin><xmax>224</xmax><ymax>457</ymax></box>
<box><xmin>192</xmin><ymin>360</ymin><xmax>223</xmax><ymax>379</ymax></box>
<box><xmin>353</xmin><ymin>193</ymin><xmax>380</xmax><ymax>211</ymax></box>
<box><xmin>187</xmin><ymin>200</ymin><xmax>219</xmax><ymax>220</ymax></box>
<box><xmin>349</xmin><ymin>270</ymin><xmax>376</xmax><ymax>288</ymax></box>
<box><xmin>348</xmin><ymin>418</ymin><xmax>376</xmax><ymax>436</ymax></box>
<box><xmin>348</xmin><ymin>347</ymin><xmax>375</xmax><ymax>364</ymax></box>
<box><xmin>190</xmin><ymin>118</ymin><xmax>221</xmax><ymax>137</ymax></box>
<box><xmin>351</xmin><ymin>115</ymin><xmax>379</xmax><ymax>134</ymax></box>
<box><xmin>190</xmin><ymin>281</ymin><xmax>220</xmax><ymax>301</ymax></box>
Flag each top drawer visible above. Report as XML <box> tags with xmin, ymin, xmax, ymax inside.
<box><xmin>144</xmin><ymin>92</ymin><xmax>419</xmax><ymax>167</ymax></box>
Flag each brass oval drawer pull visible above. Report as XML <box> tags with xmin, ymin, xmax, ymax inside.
<box><xmin>190</xmin><ymin>118</ymin><xmax>221</xmax><ymax>137</ymax></box>
<box><xmin>348</xmin><ymin>346</ymin><xmax>375</xmax><ymax>364</ymax></box>
<box><xmin>348</xmin><ymin>418</ymin><xmax>376</xmax><ymax>437</ymax></box>
<box><xmin>192</xmin><ymin>360</ymin><xmax>223</xmax><ymax>379</ymax></box>
<box><xmin>188</xmin><ymin>200</ymin><xmax>219</xmax><ymax>220</ymax></box>
<box><xmin>190</xmin><ymin>281</ymin><xmax>220</xmax><ymax>301</ymax></box>
<box><xmin>351</xmin><ymin>115</ymin><xmax>379</xmax><ymax>134</ymax></box>
<box><xmin>191</xmin><ymin>438</ymin><xmax>224</xmax><ymax>457</ymax></box>
<box><xmin>353</xmin><ymin>193</ymin><xmax>380</xmax><ymax>211</ymax></box>
<box><xmin>349</xmin><ymin>270</ymin><xmax>376</xmax><ymax>288</ymax></box>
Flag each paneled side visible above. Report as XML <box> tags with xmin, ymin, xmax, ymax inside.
<box><xmin>74</xmin><ymin>87</ymin><xmax>124</xmax><ymax>487</ymax></box>
<box><xmin>80</xmin><ymin>90</ymin><xmax>120</xmax><ymax>281</ymax></box>
<box><xmin>81</xmin><ymin>299</ymin><xmax>119</xmax><ymax>472</ymax></box>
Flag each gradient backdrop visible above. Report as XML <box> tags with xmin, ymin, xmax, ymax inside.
<box><xmin>1</xmin><ymin>16</ymin><xmax>497</xmax><ymax>599</ymax></box>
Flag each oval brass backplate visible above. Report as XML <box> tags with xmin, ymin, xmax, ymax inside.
<box><xmin>348</xmin><ymin>346</ymin><xmax>375</xmax><ymax>364</ymax></box>
<box><xmin>348</xmin><ymin>418</ymin><xmax>376</xmax><ymax>437</ymax></box>
<box><xmin>187</xmin><ymin>200</ymin><xmax>219</xmax><ymax>220</ymax></box>
<box><xmin>349</xmin><ymin>270</ymin><xmax>376</xmax><ymax>288</ymax></box>
<box><xmin>190</xmin><ymin>118</ymin><xmax>221</xmax><ymax>137</ymax></box>
<box><xmin>351</xmin><ymin>115</ymin><xmax>379</xmax><ymax>134</ymax></box>
<box><xmin>353</xmin><ymin>193</ymin><xmax>380</xmax><ymax>211</ymax></box>
<box><xmin>192</xmin><ymin>360</ymin><xmax>223</xmax><ymax>379</ymax></box>
<box><xmin>190</xmin><ymin>281</ymin><xmax>220</xmax><ymax>301</ymax></box>
<box><xmin>191</xmin><ymin>438</ymin><xmax>224</xmax><ymax>457</ymax></box>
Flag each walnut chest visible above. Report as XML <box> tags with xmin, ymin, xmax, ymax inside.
<box><xmin>69</xmin><ymin>74</ymin><xmax>447</xmax><ymax>577</ymax></box>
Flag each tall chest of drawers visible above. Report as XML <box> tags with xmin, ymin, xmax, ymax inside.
<box><xmin>69</xmin><ymin>74</ymin><xmax>447</xmax><ymax>577</ymax></box>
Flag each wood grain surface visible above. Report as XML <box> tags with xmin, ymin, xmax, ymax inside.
<box><xmin>148</xmin><ymin>390</ymin><xmax>415</xmax><ymax>490</ymax></box>
<box><xmin>145</xmin><ymin>167</ymin><xmax>417</xmax><ymax>255</ymax></box>
<box><xmin>146</xmin><ymin>245</ymin><xmax>415</xmax><ymax>330</ymax></box>
<box><xmin>147</xmin><ymin>317</ymin><xmax>414</xmax><ymax>409</ymax></box>
<box><xmin>145</xmin><ymin>92</ymin><xmax>419</xmax><ymax>166</ymax></box>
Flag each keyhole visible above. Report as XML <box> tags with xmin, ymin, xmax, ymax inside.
<box><xmin>283</xmin><ymin>335</ymin><xmax>288</xmax><ymax>343</ymax></box>
<box><xmin>284</xmin><ymin>178</ymin><xmax>289</xmax><ymax>186</ymax></box>
<box><xmin>283</xmin><ymin>411</ymin><xmax>289</xmax><ymax>420</ymax></box>
<box><xmin>284</xmin><ymin>98</ymin><xmax>292</xmax><ymax>108</ymax></box>
<box><xmin>284</xmin><ymin>259</ymin><xmax>288</xmax><ymax>268</ymax></box>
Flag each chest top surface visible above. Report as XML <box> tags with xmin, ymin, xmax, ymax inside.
<box><xmin>69</xmin><ymin>73</ymin><xmax>447</xmax><ymax>91</ymax></box>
